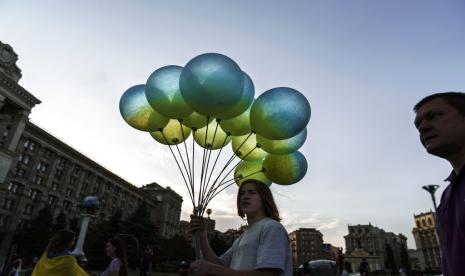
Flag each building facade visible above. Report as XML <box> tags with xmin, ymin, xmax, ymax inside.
<box><xmin>344</xmin><ymin>223</ymin><xmax>408</xmax><ymax>272</ymax></box>
<box><xmin>412</xmin><ymin>211</ymin><xmax>441</xmax><ymax>271</ymax></box>
<box><xmin>0</xmin><ymin>41</ymin><xmax>182</xmax><ymax>262</ymax></box>
<box><xmin>289</xmin><ymin>228</ymin><xmax>323</xmax><ymax>267</ymax></box>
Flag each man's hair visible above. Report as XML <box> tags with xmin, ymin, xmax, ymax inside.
<box><xmin>413</xmin><ymin>92</ymin><xmax>465</xmax><ymax>116</ymax></box>
<box><xmin>46</xmin><ymin>229</ymin><xmax>75</xmax><ymax>254</ymax></box>
<box><xmin>237</xmin><ymin>179</ymin><xmax>281</xmax><ymax>221</ymax></box>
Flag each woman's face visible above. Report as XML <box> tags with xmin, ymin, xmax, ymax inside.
<box><xmin>105</xmin><ymin>241</ymin><xmax>116</xmax><ymax>257</ymax></box>
<box><xmin>238</xmin><ymin>182</ymin><xmax>263</xmax><ymax>216</ymax></box>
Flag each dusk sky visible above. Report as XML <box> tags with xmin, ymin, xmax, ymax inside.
<box><xmin>2</xmin><ymin>0</ymin><xmax>464</xmax><ymax>249</ymax></box>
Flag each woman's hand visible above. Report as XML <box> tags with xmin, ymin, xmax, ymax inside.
<box><xmin>189</xmin><ymin>215</ymin><xmax>207</xmax><ymax>236</ymax></box>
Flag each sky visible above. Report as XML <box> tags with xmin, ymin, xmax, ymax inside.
<box><xmin>1</xmin><ymin>0</ymin><xmax>464</xmax><ymax>250</ymax></box>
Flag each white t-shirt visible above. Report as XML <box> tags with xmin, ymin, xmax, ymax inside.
<box><xmin>219</xmin><ymin>217</ymin><xmax>293</xmax><ymax>276</ymax></box>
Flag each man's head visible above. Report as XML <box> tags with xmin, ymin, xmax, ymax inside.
<box><xmin>414</xmin><ymin>92</ymin><xmax>465</xmax><ymax>159</ymax></box>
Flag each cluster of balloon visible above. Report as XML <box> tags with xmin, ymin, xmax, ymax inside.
<box><xmin>119</xmin><ymin>53</ymin><xmax>310</xmax><ymax>214</ymax></box>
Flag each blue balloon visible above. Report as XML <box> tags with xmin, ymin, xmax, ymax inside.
<box><xmin>146</xmin><ymin>65</ymin><xmax>193</xmax><ymax>119</ymax></box>
<box><xmin>180</xmin><ymin>53</ymin><xmax>244</xmax><ymax>116</ymax></box>
<box><xmin>217</xmin><ymin>71</ymin><xmax>255</xmax><ymax>119</ymax></box>
<box><xmin>250</xmin><ymin>87</ymin><xmax>311</xmax><ymax>140</ymax></box>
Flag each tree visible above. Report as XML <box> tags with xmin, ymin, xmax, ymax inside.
<box><xmin>18</xmin><ymin>205</ymin><xmax>54</xmax><ymax>262</ymax></box>
<box><xmin>85</xmin><ymin>209</ymin><xmax>124</xmax><ymax>269</ymax></box>
<box><xmin>52</xmin><ymin>212</ymin><xmax>68</xmax><ymax>233</ymax></box>
<box><xmin>384</xmin><ymin>244</ymin><xmax>397</xmax><ymax>272</ymax></box>
<box><xmin>400</xmin><ymin>244</ymin><xmax>411</xmax><ymax>271</ymax></box>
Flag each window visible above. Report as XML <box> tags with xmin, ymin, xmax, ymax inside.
<box><xmin>428</xmin><ymin>218</ymin><xmax>433</xmax><ymax>226</ymax></box>
<box><xmin>51</xmin><ymin>182</ymin><xmax>59</xmax><ymax>191</ymax></box>
<box><xmin>82</xmin><ymin>182</ymin><xmax>89</xmax><ymax>191</ymax></box>
<box><xmin>57</xmin><ymin>157</ymin><xmax>67</xmax><ymax>167</ymax></box>
<box><xmin>63</xmin><ymin>200</ymin><xmax>72</xmax><ymax>211</ymax></box>
<box><xmin>7</xmin><ymin>182</ymin><xmax>19</xmax><ymax>194</ymax></box>
<box><xmin>36</xmin><ymin>161</ymin><xmax>48</xmax><ymax>173</ymax></box>
<box><xmin>23</xmin><ymin>139</ymin><xmax>36</xmax><ymax>151</ymax></box>
<box><xmin>72</xmin><ymin>165</ymin><xmax>81</xmax><ymax>175</ymax></box>
<box><xmin>17</xmin><ymin>219</ymin><xmax>29</xmax><ymax>231</ymax></box>
<box><xmin>17</xmin><ymin>153</ymin><xmax>31</xmax><ymax>165</ymax></box>
<box><xmin>32</xmin><ymin>175</ymin><xmax>43</xmax><ymax>185</ymax></box>
<box><xmin>70</xmin><ymin>176</ymin><xmax>77</xmax><ymax>185</ymax></box>
<box><xmin>14</xmin><ymin>167</ymin><xmax>25</xmax><ymax>178</ymax></box>
<box><xmin>2</xmin><ymin>198</ymin><xmax>14</xmax><ymax>210</ymax></box>
<box><xmin>44</xmin><ymin>149</ymin><xmax>53</xmax><ymax>159</ymax></box>
<box><xmin>66</xmin><ymin>188</ymin><xmax>74</xmax><ymax>197</ymax></box>
<box><xmin>47</xmin><ymin>195</ymin><xmax>58</xmax><ymax>206</ymax></box>
<box><xmin>54</xmin><ymin>169</ymin><xmax>63</xmax><ymax>179</ymax></box>
<box><xmin>28</xmin><ymin>189</ymin><xmax>40</xmax><ymax>200</ymax></box>
<box><xmin>23</xmin><ymin>204</ymin><xmax>34</xmax><ymax>215</ymax></box>
<box><xmin>0</xmin><ymin>215</ymin><xmax>9</xmax><ymax>228</ymax></box>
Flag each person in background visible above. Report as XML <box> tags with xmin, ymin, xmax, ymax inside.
<box><xmin>99</xmin><ymin>236</ymin><xmax>128</xmax><ymax>276</ymax></box>
<box><xmin>413</xmin><ymin>92</ymin><xmax>465</xmax><ymax>276</ymax></box>
<box><xmin>31</xmin><ymin>229</ymin><xmax>88</xmax><ymax>276</ymax></box>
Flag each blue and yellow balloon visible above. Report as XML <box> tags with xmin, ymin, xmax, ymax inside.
<box><xmin>262</xmin><ymin>151</ymin><xmax>307</xmax><ymax>185</ymax></box>
<box><xmin>250</xmin><ymin>87</ymin><xmax>310</xmax><ymax>140</ymax></box>
<box><xmin>146</xmin><ymin>65</ymin><xmax>193</xmax><ymax>119</ymax></box>
<box><xmin>119</xmin><ymin>84</ymin><xmax>169</xmax><ymax>131</ymax></box>
<box><xmin>180</xmin><ymin>53</ymin><xmax>244</xmax><ymax>116</ymax></box>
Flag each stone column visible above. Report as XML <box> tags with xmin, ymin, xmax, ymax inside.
<box><xmin>7</xmin><ymin>110</ymin><xmax>29</xmax><ymax>152</ymax></box>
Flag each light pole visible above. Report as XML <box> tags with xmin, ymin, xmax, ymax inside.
<box><xmin>71</xmin><ymin>196</ymin><xmax>99</xmax><ymax>264</ymax></box>
<box><xmin>422</xmin><ymin>185</ymin><xmax>439</xmax><ymax>213</ymax></box>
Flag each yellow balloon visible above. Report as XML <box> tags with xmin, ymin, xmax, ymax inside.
<box><xmin>194</xmin><ymin>120</ymin><xmax>231</xmax><ymax>150</ymax></box>
<box><xmin>234</xmin><ymin>160</ymin><xmax>271</xmax><ymax>186</ymax></box>
<box><xmin>231</xmin><ymin>134</ymin><xmax>267</xmax><ymax>161</ymax></box>
<box><xmin>150</xmin><ymin>119</ymin><xmax>191</xmax><ymax>145</ymax></box>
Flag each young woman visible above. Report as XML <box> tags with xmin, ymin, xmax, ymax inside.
<box><xmin>189</xmin><ymin>179</ymin><xmax>293</xmax><ymax>276</ymax></box>
<box><xmin>32</xmin><ymin>229</ymin><xmax>88</xmax><ymax>276</ymax></box>
<box><xmin>100</xmin><ymin>237</ymin><xmax>128</xmax><ymax>276</ymax></box>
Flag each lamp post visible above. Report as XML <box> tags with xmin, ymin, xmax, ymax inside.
<box><xmin>422</xmin><ymin>185</ymin><xmax>439</xmax><ymax>213</ymax></box>
<box><xmin>71</xmin><ymin>196</ymin><xmax>99</xmax><ymax>264</ymax></box>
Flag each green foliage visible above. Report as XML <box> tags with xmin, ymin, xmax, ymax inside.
<box><xmin>18</xmin><ymin>205</ymin><xmax>54</xmax><ymax>262</ymax></box>
<box><xmin>384</xmin><ymin>244</ymin><xmax>397</xmax><ymax>271</ymax></box>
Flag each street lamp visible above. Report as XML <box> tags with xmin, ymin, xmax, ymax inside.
<box><xmin>422</xmin><ymin>185</ymin><xmax>439</xmax><ymax>213</ymax></box>
<box><xmin>71</xmin><ymin>196</ymin><xmax>99</xmax><ymax>264</ymax></box>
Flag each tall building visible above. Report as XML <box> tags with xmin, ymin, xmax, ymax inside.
<box><xmin>0</xmin><ymin>41</ymin><xmax>182</xmax><ymax>262</ymax></box>
<box><xmin>412</xmin><ymin>211</ymin><xmax>441</xmax><ymax>271</ymax></box>
<box><xmin>344</xmin><ymin>223</ymin><xmax>408</xmax><ymax>272</ymax></box>
<box><xmin>289</xmin><ymin>228</ymin><xmax>323</xmax><ymax>267</ymax></box>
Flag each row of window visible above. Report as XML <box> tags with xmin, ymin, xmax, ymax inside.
<box><xmin>1</xmin><ymin>196</ymin><xmax>75</xmax><ymax>213</ymax></box>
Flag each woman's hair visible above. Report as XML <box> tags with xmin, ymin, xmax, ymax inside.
<box><xmin>237</xmin><ymin>179</ymin><xmax>281</xmax><ymax>221</ymax></box>
<box><xmin>108</xmin><ymin>236</ymin><xmax>128</xmax><ymax>276</ymax></box>
<box><xmin>46</xmin><ymin>229</ymin><xmax>75</xmax><ymax>254</ymax></box>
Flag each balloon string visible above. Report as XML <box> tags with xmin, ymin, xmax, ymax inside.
<box><xmin>203</xmin><ymin>170</ymin><xmax>262</xmax><ymax>208</ymax></box>
<box><xmin>179</xmin><ymin>120</ymin><xmax>193</xmax><ymax>188</ymax></box>
<box><xmin>203</xmin><ymin>145</ymin><xmax>258</xmax><ymax>205</ymax></box>
<box><xmin>204</xmin><ymin>133</ymin><xmax>230</xmax><ymax>202</ymax></box>
<box><xmin>198</xmin><ymin>116</ymin><xmax>210</xmax><ymax>211</ymax></box>
<box><xmin>204</xmin><ymin>132</ymin><xmax>254</xmax><ymax>198</ymax></box>
<box><xmin>191</xmin><ymin>129</ymin><xmax>196</xmax><ymax>202</ymax></box>
<box><xmin>174</xmin><ymin>142</ymin><xmax>192</xmax><ymax>185</ymax></box>
<box><xmin>200</xmin><ymin>120</ymin><xmax>221</xmax><ymax>209</ymax></box>
<box><xmin>160</xmin><ymin>131</ymin><xmax>195</xmax><ymax>206</ymax></box>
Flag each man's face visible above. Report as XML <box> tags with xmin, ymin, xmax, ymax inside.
<box><xmin>414</xmin><ymin>98</ymin><xmax>465</xmax><ymax>158</ymax></box>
